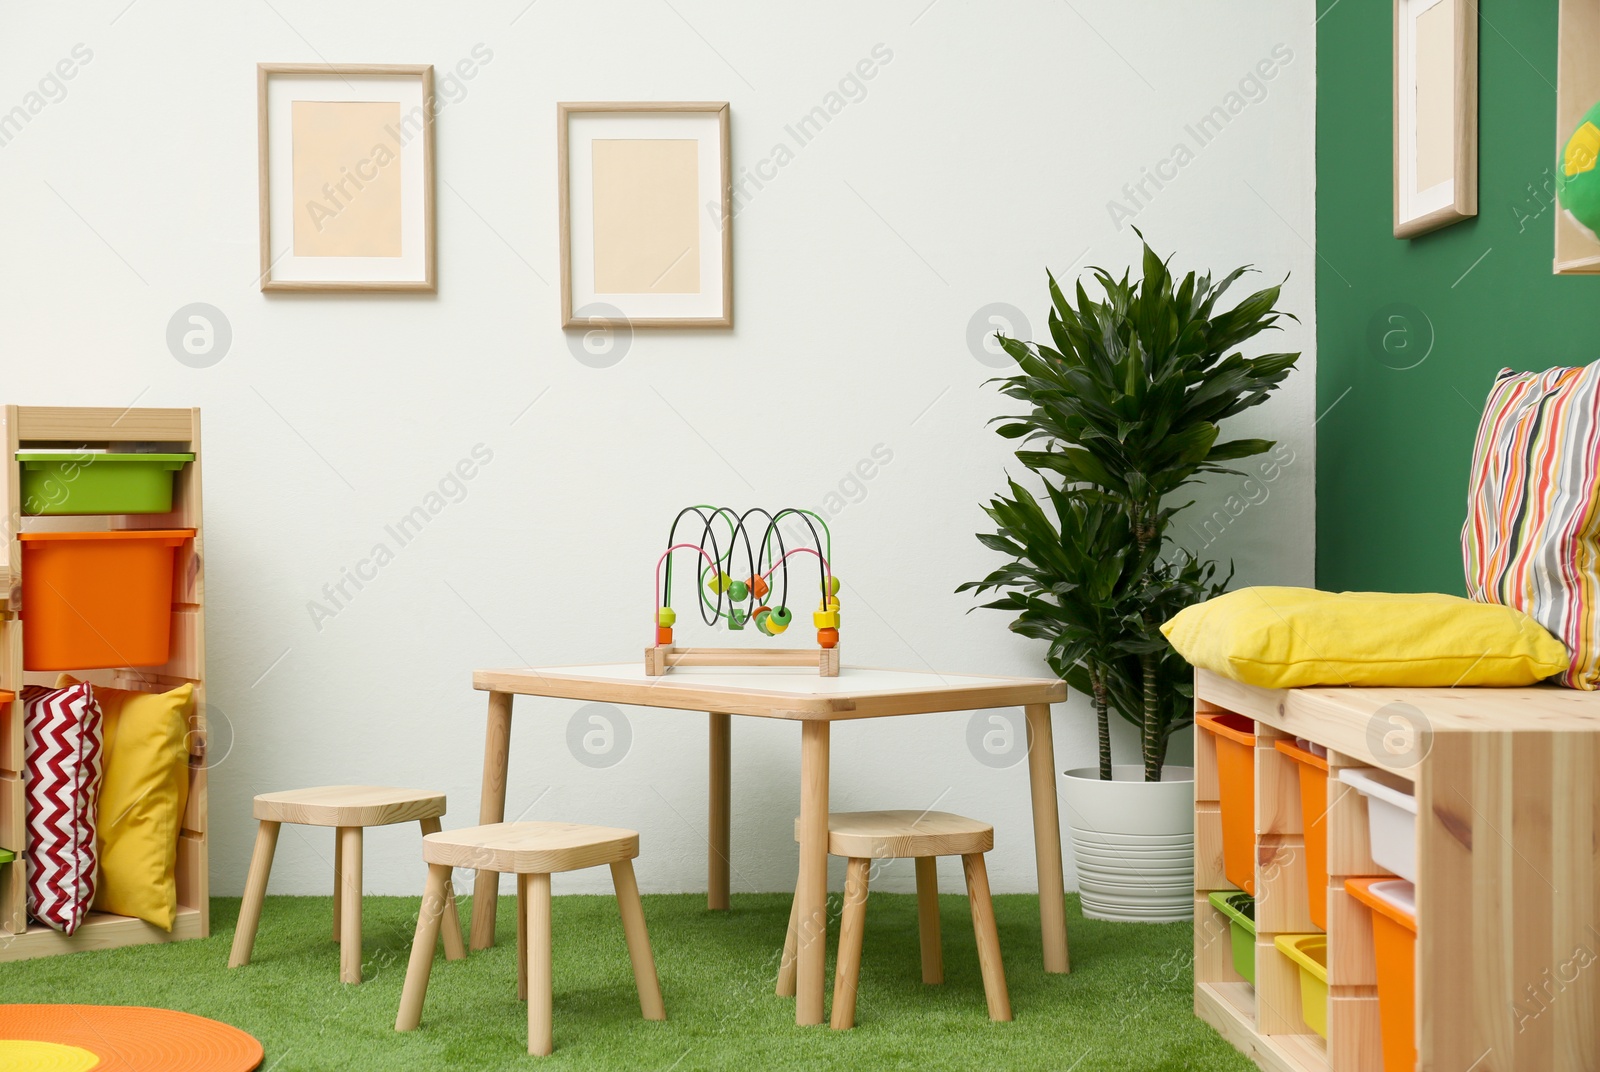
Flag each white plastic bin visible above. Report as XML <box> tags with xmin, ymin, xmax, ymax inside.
<box><xmin>1339</xmin><ymin>768</ymin><xmax>1418</xmax><ymax>882</ymax></box>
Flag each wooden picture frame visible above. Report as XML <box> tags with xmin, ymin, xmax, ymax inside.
<box><xmin>1555</xmin><ymin>0</ymin><xmax>1600</xmax><ymax>273</ymax></box>
<box><xmin>1392</xmin><ymin>0</ymin><xmax>1477</xmax><ymax>238</ymax></box>
<box><xmin>257</xmin><ymin>63</ymin><xmax>436</xmax><ymax>292</ymax></box>
<box><xmin>558</xmin><ymin>102</ymin><xmax>732</xmax><ymax>329</ymax></box>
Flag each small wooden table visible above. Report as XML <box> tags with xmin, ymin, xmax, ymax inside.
<box><xmin>468</xmin><ymin>663</ymin><xmax>1069</xmax><ymax>1026</ymax></box>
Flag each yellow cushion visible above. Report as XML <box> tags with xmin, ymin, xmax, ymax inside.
<box><xmin>1160</xmin><ymin>587</ymin><xmax>1571</xmax><ymax>689</ymax></box>
<box><xmin>59</xmin><ymin>675</ymin><xmax>193</xmax><ymax>931</ymax></box>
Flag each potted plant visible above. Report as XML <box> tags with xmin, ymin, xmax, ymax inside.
<box><xmin>960</xmin><ymin>236</ymin><xmax>1298</xmax><ymax>920</ymax></box>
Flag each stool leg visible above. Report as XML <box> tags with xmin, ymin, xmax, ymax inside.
<box><xmin>396</xmin><ymin>863</ymin><xmax>451</xmax><ymax>1031</ymax></box>
<box><xmin>527</xmin><ymin>872</ymin><xmax>554</xmax><ymax>1056</ymax></box>
<box><xmin>338</xmin><ymin>826</ymin><xmax>364</xmax><ymax>984</ymax></box>
<box><xmin>419</xmin><ymin>818</ymin><xmax>465</xmax><ymax>961</ymax></box>
<box><xmin>915</xmin><ymin>855</ymin><xmax>943</xmax><ymax>984</ymax></box>
<box><xmin>610</xmin><ymin>859</ymin><xmax>665</xmax><ymax>1021</ymax></box>
<box><xmin>332</xmin><ymin>830</ymin><xmax>344</xmax><ymax>942</ymax></box>
<box><xmin>517</xmin><ymin>872</ymin><xmax>529</xmax><ymax>1001</ymax></box>
<box><xmin>775</xmin><ymin>875</ymin><xmax>800</xmax><ymax>997</ymax></box>
<box><xmin>961</xmin><ymin>853</ymin><xmax>1011</xmax><ymax>1022</ymax></box>
<box><xmin>830</xmin><ymin>857</ymin><xmax>871</xmax><ymax>1030</ymax></box>
<box><xmin>228</xmin><ymin>820</ymin><xmax>280</xmax><ymax>968</ymax></box>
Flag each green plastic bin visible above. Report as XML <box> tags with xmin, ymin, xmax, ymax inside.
<box><xmin>1208</xmin><ymin>890</ymin><xmax>1257</xmax><ymax>985</ymax></box>
<box><xmin>0</xmin><ymin>848</ymin><xmax>13</xmax><ymax>864</ymax></box>
<box><xmin>18</xmin><ymin>453</ymin><xmax>192</xmax><ymax>515</ymax></box>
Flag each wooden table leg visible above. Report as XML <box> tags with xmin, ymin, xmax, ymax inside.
<box><xmin>709</xmin><ymin>711</ymin><xmax>731</xmax><ymax>910</ymax></box>
<box><xmin>471</xmin><ymin>690</ymin><xmax>514</xmax><ymax>951</ymax></box>
<box><xmin>796</xmin><ymin>719</ymin><xmax>830</xmax><ymax>1025</ymax></box>
<box><xmin>338</xmin><ymin>826</ymin><xmax>364</xmax><ymax>984</ymax></box>
<box><xmin>1025</xmin><ymin>702</ymin><xmax>1071</xmax><ymax>973</ymax></box>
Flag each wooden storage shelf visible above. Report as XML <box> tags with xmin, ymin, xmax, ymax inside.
<box><xmin>0</xmin><ymin>405</ymin><xmax>207</xmax><ymax>962</ymax></box>
<box><xmin>1194</xmin><ymin>669</ymin><xmax>1600</xmax><ymax>1071</ymax></box>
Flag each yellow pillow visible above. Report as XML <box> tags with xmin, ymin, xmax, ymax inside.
<box><xmin>59</xmin><ymin>676</ymin><xmax>193</xmax><ymax>931</ymax></box>
<box><xmin>1160</xmin><ymin>587</ymin><xmax>1570</xmax><ymax>688</ymax></box>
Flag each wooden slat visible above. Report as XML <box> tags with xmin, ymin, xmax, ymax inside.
<box><xmin>0</xmin><ymin>772</ymin><xmax>21</xmax><ymax>851</ymax></box>
<box><xmin>1194</xmin><ymin>891</ymin><xmax>1245</xmax><ymax>985</ymax></box>
<box><xmin>1328</xmin><ymin>991</ymin><xmax>1381</xmax><ymax>1072</ymax></box>
<box><xmin>1324</xmin><ymin>751</ymin><xmax>1382</xmax><ymax>877</ymax></box>
<box><xmin>1256</xmin><ymin>935</ymin><xmax>1313</xmax><ymax>1037</ymax></box>
<box><xmin>1256</xmin><ymin>835</ymin><xmax>1315</xmax><ymax>936</ymax></box>
<box><xmin>15</xmin><ymin>406</ymin><xmax>196</xmax><ymax>444</ymax></box>
<box><xmin>1196</xmin><ymin>982</ymin><xmax>1323</xmax><ymax>1072</ymax></box>
<box><xmin>0</xmin><ymin>906</ymin><xmax>204</xmax><ymax>962</ymax></box>
<box><xmin>1195</xmin><ymin>803</ymin><xmax>1230</xmax><ymax>891</ymax></box>
<box><xmin>1325</xmin><ymin>887</ymin><xmax>1375</xmax><ymax>987</ymax></box>
<box><xmin>0</xmin><ymin>851</ymin><xmax>22</xmax><ymax>933</ymax></box>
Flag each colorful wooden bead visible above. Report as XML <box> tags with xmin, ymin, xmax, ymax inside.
<box><xmin>813</xmin><ymin>608</ymin><xmax>839</xmax><ymax>629</ymax></box>
<box><xmin>656</xmin><ymin>626</ymin><xmax>673</xmax><ymax>646</ymax></box>
<box><xmin>747</xmin><ymin>575</ymin><xmax>769</xmax><ymax>600</ymax></box>
<box><xmin>657</xmin><ymin>607</ymin><xmax>677</xmax><ymax>628</ymax></box>
<box><xmin>728</xmin><ymin>609</ymin><xmax>747</xmax><ymax>630</ymax></box>
<box><xmin>706</xmin><ymin>571</ymin><xmax>731</xmax><ymax>594</ymax></box>
<box><xmin>817</xmin><ymin>627</ymin><xmax>839</xmax><ymax>649</ymax></box>
<box><xmin>753</xmin><ymin>606</ymin><xmax>773</xmax><ymax>636</ymax></box>
<box><xmin>827</xmin><ymin>575</ymin><xmax>841</xmax><ymax>596</ymax></box>
<box><xmin>767</xmin><ymin>606</ymin><xmax>792</xmax><ymax>634</ymax></box>
<box><xmin>827</xmin><ymin>596</ymin><xmax>841</xmax><ymax>611</ymax></box>
<box><xmin>729</xmin><ymin>580</ymin><xmax>748</xmax><ymax>601</ymax></box>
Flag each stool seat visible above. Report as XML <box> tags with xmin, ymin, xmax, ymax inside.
<box><xmin>424</xmin><ymin>821</ymin><xmax>639</xmax><ymax>874</ymax></box>
<box><xmin>399</xmin><ymin>821</ymin><xmax>664</xmax><ymax>1055</ymax></box>
<box><xmin>793</xmin><ymin>810</ymin><xmax>994</xmax><ymax>858</ymax></box>
<box><xmin>232</xmin><ymin>784</ymin><xmax>463</xmax><ymax>985</ymax></box>
<box><xmin>780</xmin><ymin>808</ymin><xmax>1010</xmax><ymax>1028</ymax></box>
<box><xmin>252</xmin><ymin>785</ymin><xmax>446</xmax><ymax>827</ymax></box>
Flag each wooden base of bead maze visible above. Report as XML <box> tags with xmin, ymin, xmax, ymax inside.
<box><xmin>645</xmin><ymin>645</ymin><xmax>840</xmax><ymax>677</ymax></box>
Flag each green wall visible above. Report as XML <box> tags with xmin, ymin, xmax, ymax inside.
<box><xmin>1317</xmin><ymin>1</ymin><xmax>1587</xmax><ymax>594</ymax></box>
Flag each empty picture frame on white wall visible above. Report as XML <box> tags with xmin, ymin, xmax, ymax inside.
<box><xmin>558</xmin><ymin>102</ymin><xmax>732</xmax><ymax>328</ymax></box>
<box><xmin>257</xmin><ymin>64</ymin><xmax>436</xmax><ymax>292</ymax></box>
<box><xmin>1393</xmin><ymin>0</ymin><xmax>1478</xmax><ymax>238</ymax></box>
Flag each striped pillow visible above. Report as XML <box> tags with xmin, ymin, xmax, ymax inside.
<box><xmin>1463</xmin><ymin>365</ymin><xmax>1595</xmax><ymax>688</ymax></box>
<box><xmin>22</xmin><ymin>682</ymin><xmax>104</xmax><ymax>933</ymax></box>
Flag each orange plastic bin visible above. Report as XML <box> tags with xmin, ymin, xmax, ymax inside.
<box><xmin>1346</xmin><ymin>877</ymin><xmax>1416</xmax><ymax>1072</ymax></box>
<box><xmin>1197</xmin><ymin>711</ymin><xmax>1256</xmax><ymax>894</ymax></box>
<box><xmin>20</xmin><ymin>530</ymin><xmax>193</xmax><ymax>671</ymax></box>
<box><xmin>1275</xmin><ymin>738</ymin><xmax>1329</xmax><ymax>929</ymax></box>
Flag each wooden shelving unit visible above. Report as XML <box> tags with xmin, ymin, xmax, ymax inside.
<box><xmin>1194</xmin><ymin>670</ymin><xmax>1600</xmax><ymax>1071</ymax></box>
<box><xmin>0</xmin><ymin>406</ymin><xmax>207</xmax><ymax>961</ymax></box>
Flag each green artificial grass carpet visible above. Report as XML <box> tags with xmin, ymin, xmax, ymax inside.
<box><xmin>1</xmin><ymin>893</ymin><xmax>1252</xmax><ymax>1071</ymax></box>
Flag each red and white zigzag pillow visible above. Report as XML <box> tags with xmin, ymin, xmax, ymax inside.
<box><xmin>23</xmin><ymin>682</ymin><xmax>104</xmax><ymax>934</ymax></box>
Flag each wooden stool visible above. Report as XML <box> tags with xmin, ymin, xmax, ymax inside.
<box><xmin>396</xmin><ymin>821</ymin><xmax>665</xmax><ymax>1056</ymax></box>
<box><xmin>777</xmin><ymin>810</ymin><xmax>1010</xmax><ymax>1029</ymax></box>
<box><xmin>229</xmin><ymin>785</ymin><xmax>465</xmax><ymax>984</ymax></box>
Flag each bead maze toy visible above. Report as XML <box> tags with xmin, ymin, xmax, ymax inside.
<box><xmin>647</xmin><ymin>506</ymin><xmax>841</xmax><ymax>676</ymax></box>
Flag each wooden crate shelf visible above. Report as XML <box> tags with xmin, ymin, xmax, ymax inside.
<box><xmin>1194</xmin><ymin>670</ymin><xmax>1600</xmax><ymax>1071</ymax></box>
<box><xmin>0</xmin><ymin>405</ymin><xmax>208</xmax><ymax>961</ymax></box>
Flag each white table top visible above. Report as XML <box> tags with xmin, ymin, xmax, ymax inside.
<box><xmin>472</xmin><ymin>662</ymin><xmax>1065</xmax><ymax>720</ymax></box>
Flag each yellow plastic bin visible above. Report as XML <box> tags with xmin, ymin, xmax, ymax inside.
<box><xmin>1274</xmin><ymin>933</ymin><xmax>1329</xmax><ymax>1039</ymax></box>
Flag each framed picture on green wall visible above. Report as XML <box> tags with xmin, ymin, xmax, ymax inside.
<box><xmin>1393</xmin><ymin>0</ymin><xmax>1478</xmax><ymax>238</ymax></box>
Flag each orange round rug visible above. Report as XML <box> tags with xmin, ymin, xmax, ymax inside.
<box><xmin>0</xmin><ymin>1006</ymin><xmax>262</xmax><ymax>1071</ymax></box>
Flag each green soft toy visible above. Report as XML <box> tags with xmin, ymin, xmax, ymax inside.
<box><xmin>1558</xmin><ymin>102</ymin><xmax>1600</xmax><ymax>242</ymax></box>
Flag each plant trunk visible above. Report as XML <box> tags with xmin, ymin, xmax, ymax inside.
<box><xmin>1089</xmin><ymin>666</ymin><xmax>1112</xmax><ymax>781</ymax></box>
<box><xmin>1140</xmin><ymin>649</ymin><xmax>1161</xmax><ymax>782</ymax></box>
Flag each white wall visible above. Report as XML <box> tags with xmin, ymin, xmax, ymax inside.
<box><xmin>0</xmin><ymin>2</ymin><xmax>1316</xmax><ymax>898</ymax></box>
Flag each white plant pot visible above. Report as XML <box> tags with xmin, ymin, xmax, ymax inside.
<box><xmin>1060</xmin><ymin>764</ymin><xmax>1194</xmax><ymax>923</ymax></box>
